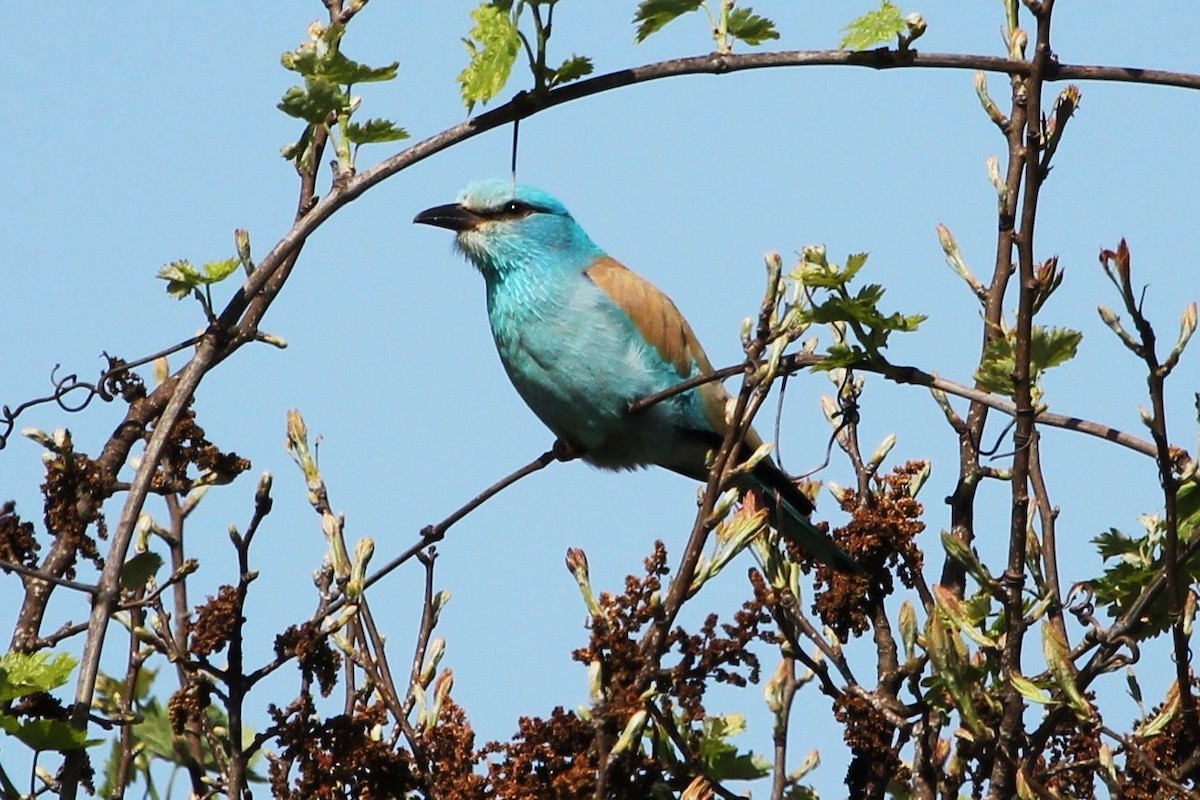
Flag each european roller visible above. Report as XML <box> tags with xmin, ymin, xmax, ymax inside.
<box><xmin>414</xmin><ymin>179</ymin><xmax>858</xmax><ymax>573</ymax></box>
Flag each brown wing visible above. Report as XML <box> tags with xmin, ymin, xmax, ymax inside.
<box><xmin>585</xmin><ymin>256</ymin><xmax>713</xmax><ymax>377</ymax></box>
<box><xmin>584</xmin><ymin>256</ymin><xmax>763</xmax><ymax>449</ymax></box>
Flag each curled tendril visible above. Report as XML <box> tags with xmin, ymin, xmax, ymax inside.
<box><xmin>1066</xmin><ymin>582</ymin><xmax>1141</xmax><ymax>672</ymax></box>
<box><xmin>1067</xmin><ymin>583</ymin><xmax>1099</xmax><ymax>632</ymax></box>
<box><xmin>0</xmin><ymin>335</ymin><xmax>201</xmax><ymax>449</ymax></box>
<box><xmin>1099</xmin><ymin>636</ymin><xmax>1141</xmax><ymax>672</ymax></box>
<box><xmin>0</xmin><ymin>367</ymin><xmax>108</xmax><ymax>449</ymax></box>
<box><xmin>980</xmin><ymin>417</ymin><xmax>1018</xmax><ymax>458</ymax></box>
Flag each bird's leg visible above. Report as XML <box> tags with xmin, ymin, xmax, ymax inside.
<box><xmin>551</xmin><ymin>437</ymin><xmax>585</xmax><ymax>462</ymax></box>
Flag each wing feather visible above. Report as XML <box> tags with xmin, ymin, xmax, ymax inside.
<box><xmin>585</xmin><ymin>257</ymin><xmax>711</xmax><ymax>377</ymax></box>
<box><xmin>584</xmin><ymin>256</ymin><xmax>760</xmax><ymax>445</ymax></box>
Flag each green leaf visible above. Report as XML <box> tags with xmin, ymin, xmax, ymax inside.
<box><xmin>345</xmin><ymin>118</ymin><xmax>410</xmax><ymax>145</ymax></box>
<box><xmin>1043</xmin><ymin>624</ymin><xmax>1094</xmax><ymax>720</ymax></box>
<box><xmin>280</xmin><ymin>43</ymin><xmax>322</xmax><ymax>78</ymax></box>
<box><xmin>157</xmin><ymin>260</ymin><xmax>203</xmax><ymax>299</ymax></box>
<box><xmin>1093</xmin><ymin>527</ymin><xmax>1138</xmax><ymax>560</ymax></box>
<box><xmin>0</xmin><ymin>716</ymin><xmax>101</xmax><ymax>751</ymax></box>
<box><xmin>843</xmin><ymin>251</ymin><xmax>869</xmax><ymax>282</ymax></box>
<box><xmin>321</xmin><ymin>52</ymin><xmax>398</xmax><ymax>86</ymax></box>
<box><xmin>812</xmin><ymin>342</ymin><xmax>868</xmax><ymax>371</ymax></box>
<box><xmin>550</xmin><ymin>55</ymin><xmax>594</xmax><ymax>87</ymax></box>
<box><xmin>0</xmin><ymin>651</ymin><xmax>76</xmax><ymax>703</ymax></box>
<box><xmin>1139</xmin><ymin>684</ymin><xmax>1181</xmax><ymax>737</ymax></box>
<box><xmin>135</xmin><ymin>699</ymin><xmax>189</xmax><ymax>762</ymax></box>
<box><xmin>457</xmin><ymin>3</ymin><xmax>522</xmax><ymax>113</ymax></box>
<box><xmin>1177</xmin><ymin>480</ymin><xmax>1200</xmax><ymax>543</ymax></box>
<box><xmin>796</xmin><ymin>252</ymin><xmax>872</xmax><ymax>291</ymax></box>
<box><xmin>696</xmin><ymin>713</ymin><xmax>771</xmax><ymax>781</ymax></box>
<box><xmin>839</xmin><ymin>0</ymin><xmax>906</xmax><ymax>51</ymax></box>
<box><xmin>726</xmin><ymin>7</ymin><xmax>779</xmax><ymax>47</ymax></box>
<box><xmin>120</xmin><ymin>551</ymin><xmax>164</xmax><ymax>592</ymax></box>
<box><xmin>1087</xmin><ymin>524</ymin><xmax>1200</xmax><ymax>639</ymax></box>
<box><xmin>795</xmin><ymin>248</ymin><xmax>924</xmax><ymax>366</ymax></box>
<box><xmin>157</xmin><ymin>257</ymin><xmax>240</xmax><ymax>299</ymax></box>
<box><xmin>277</xmin><ymin>77</ymin><xmax>351</xmax><ymax>124</ymax></box>
<box><xmin>280</xmin><ymin>24</ymin><xmax>396</xmax><ymax>87</ymax></box>
<box><xmin>633</xmin><ymin>0</ymin><xmax>705</xmax><ymax>43</ymax></box>
<box><xmin>203</xmin><ymin>258</ymin><xmax>241</xmax><ymax>283</ymax></box>
<box><xmin>1033</xmin><ymin>325</ymin><xmax>1083</xmax><ymax>372</ymax></box>
<box><xmin>941</xmin><ymin>532</ymin><xmax>998</xmax><ymax>590</ymax></box>
<box><xmin>1009</xmin><ymin>671</ymin><xmax>1053</xmax><ymax>705</ymax></box>
<box><xmin>974</xmin><ymin>326</ymin><xmax>1082</xmax><ymax>397</ymax></box>
<box><xmin>98</xmin><ymin>738</ymin><xmax>125</xmax><ymax>800</ymax></box>
<box><xmin>280</xmin><ymin>22</ymin><xmax>346</xmax><ymax>78</ymax></box>
<box><xmin>934</xmin><ymin>584</ymin><xmax>997</xmax><ymax>649</ymax></box>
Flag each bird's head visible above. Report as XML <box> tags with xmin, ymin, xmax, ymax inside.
<box><xmin>414</xmin><ymin>179</ymin><xmax>603</xmax><ymax>278</ymax></box>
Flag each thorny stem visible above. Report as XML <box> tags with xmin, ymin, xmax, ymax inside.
<box><xmin>827</xmin><ymin>372</ymin><xmax>904</xmax><ymax>794</ymax></box>
<box><xmin>944</xmin><ymin>65</ymin><xmax>1028</xmax><ymax>597</ymax></box>
<box><xmin>397</xmin><ymin>552</ymin><xmax>441</xmax><ymax>770</ymax></box>
<box><xmin>354</xmin><ymin>604</ymin><xmax>408</xmax><ymax>736</ymax></box>
<box><xmin>55</xmin><ymin>11</ymin><xmax>335</xmax><ymax>793</ymax></box>
<box><xmin>618</xmin><ymin>259</ymin><xmax>786</xmax><ymax>799</ymax></box>
<box><xmin>404</xmin><ymin>552</ymin><xmax>441</xmax><ymax>716</ymax></box>
<box><xmin>767</xmin><ymin>600</ymin><xmax>843</xmax><ymax>699</ymax></box>
<box><xmin>778</xmin><ymin>589</ymin><xmax>857</xmax><ymax>688</ymax></box>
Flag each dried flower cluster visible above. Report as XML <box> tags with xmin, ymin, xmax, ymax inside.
<box><xmin>274</xmin><ymin>620</ymin><xmax>341</xmax><ymax>697</ymax></box>
<box><xmin>152</xmin><ymin>406</ymin><xmax>251</xmax><ymax>493</ymax></box>
<box><xmin>42</xmin><ymin>447</ymin><xmax>108</xmax><ymax>578</ymax></box>
<box><xmin>813</xmin><ymin>461</ymin><xmax>927</xmax><ymax>639</ymax></box>
<box><xmin>0</xmin><ymin>500</ymin><xmax>38</xmax><ymax>568</ymax></box>
<box><xmin>167</xmin><ymin>677</ymin><xmax>213</xmax><ymax>735</ymax></box>
<box><xmin>189</xmin><ymin>584</ymin><xmax>241</xmax><ymax>657</ymax></box>
<box><xmin>481</xmin><ymin>707</ymin><xmax>612</xmax><ymax>798</ymax></box>
<box><xmin>1040</xmin><ymin>716</ymin><xmax>1100</xmax><ymax>800</ymax></box>
<box><xmin>421</xmin><ymin>699</ymin><xmax>487</xmax><ymax>799</ymax></box>
<box><xmin>834</xmin><ymin>692</ymin><xmax>909</xmax><ymax>796</ymax></box>
<box><xmin>268</xmin><ymin>696</ymin><xmax>416</xmax><ymax>799</ymax></box>
<box><xmin>1117</xmin><ymin>695</ymin><xmax>1199</xmax><ymax>800</ymax></box>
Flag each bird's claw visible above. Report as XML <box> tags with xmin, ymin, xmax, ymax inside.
<box><xmin>551</xmin><ymin>438</ymin><xmax>585</xmax><ymax>462</ymax></box>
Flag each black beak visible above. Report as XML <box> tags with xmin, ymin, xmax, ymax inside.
<box><xmin>413</xmin><ymin>203</ymin><xmax>481</xmax><ymax>232</ymax></box>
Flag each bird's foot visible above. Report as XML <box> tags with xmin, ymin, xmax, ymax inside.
<box><xmin>551</xmin><ymin>438</ymin><xmax>585</xmax><ymax>462</ymax></box>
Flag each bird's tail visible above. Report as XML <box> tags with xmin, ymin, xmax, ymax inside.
<box><xmin>744</xmin><ymin>460</ymin><xmax>862</xmax><ymax>575</ymax></box>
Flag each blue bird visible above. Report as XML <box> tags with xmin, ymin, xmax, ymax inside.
<box><xmin>414</xmin><ymin>179</ymin><xmax>858</xmax><ymax>573</ymax></box>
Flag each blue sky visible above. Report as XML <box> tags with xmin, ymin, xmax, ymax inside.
<box><xmin>2</xmin><ymin>2</ymin><xmax>1199</xmax><ymax>795</ymax></box>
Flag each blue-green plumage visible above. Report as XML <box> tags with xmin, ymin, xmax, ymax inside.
<box><xmin>415</xmin><ymin>179</ymin><xmax>859</xmax><ymax>573</ymax></box>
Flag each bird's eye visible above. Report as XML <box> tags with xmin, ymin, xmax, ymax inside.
<box><xmin>504</xmin><ymin>200</ymin><xmax>528</xmax><ymax>214</ymax></box>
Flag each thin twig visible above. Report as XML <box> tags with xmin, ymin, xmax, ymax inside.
<box><xmin>770</xmin><ymin>658</ymin><xmax>798</xmax><ymax>800</ymax></box>
<box><xmin>0</xmin><ymin>560</ymin><xmax>97</xmax><ymax>595</ymax></box>
<box><xmin>989</xmin><ymin>5</ymin><xmax>1055</xmax><ymax>794</ymax></box>
<box><xmin>360</xmin><ymin>444</ymin><xmax>570</xmax><ymax>594</ymax></box>
<box><xmin>644</xmin><ymin>702</ymin><xmax>742</xmax><ymax>800</ymax></box>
